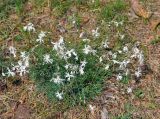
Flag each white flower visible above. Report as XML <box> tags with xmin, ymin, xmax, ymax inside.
<box><xmin>72</xmin><ymin>20</ymin><xmax>76</xmax><ymax>24</ymax></box>
<box><xmin>80</xmin><ymin>60</ymin><xmax>87</xmax><ymax>74</ymax></box>
<box><xmin>64</xmin><ymin>64</ymin><xmax>78</xmax><ymax>73</ymax></box>
<box><xmin>135</xmin><ymin>67</ymin><xmax>142</xmax><ymax>78</ymax></box>
<box><xmin>50</xmin><ymin>75</ymin><xmax>64</xmax><ymax>84</ymax></box>
<box><xmin>125</xmin><ymin>69</ymin><xmax>129</xmax><ymax>75</ymax></box>
<box><xmin>102</xmin><ymin>40</ymin><xmax>109</xmax><ymax>49</ymax></box>
<box><xmin>20</xmin><ymin>51</ymin><xmax>26</xmax><ymax>59</ymax></box>
<box><xmin>66</xmin><ymin>49</ymin><xmax>78</xmax><ymax>60</ymax></box>
<box><xmin>119</xmin><ymin>60</ymin><xmax>130</xmax><ymax>70</ymax></box>
<box><xmin>113</xmin><ymin>21</ymin><xmax>123</xmax><ymax>27</ymax></box>
<box><xmin>119</xmin><ymin>21</ymin><xmax>123</xmax><ymax>25</ymax></box>
<box><xmin>79</xmin><ymin>67</ymin><xmax>85</xmax><ymax>75</ymax></box>
<box><xmin>133</xmin><ymin>47</ymin><xmax>140</xmax><ymax>54</ymax></box>
<box><xmin>24</xmin><ymin>57</ymin><xmax>29</xmax><ymax>67</ymax></box>
<box><xmin>66</xmin><ymin>50</ymin><xmax>73</xmax><ymax>58</ymax></box>
<box><xmin>7</xmin><ymin>68</ymin><xmax>15</xmax><ymax>77</ymax></box>
<box><xmin>105</xmin><ymin>64</ymin><xmax>110</xmax><ymax>70</ymax></box>
<box><xmin>19</xmin><ymin>66</ymin><xmax>27</xmax><ymax>76</ymax></box>
<box><xmin>131</xmin><ymin>47</ymin><xmax>140</xmax><ymax>58</ymax></box>
<box><xmin>118</xmin><ymin>50</ymin><xmax>122</xmax><ymax>54</ymax></box>
<box><xmin>59</xmin><ymin>36</ymin><xmax>64</xmax><ymax>45</ymax></box>
<box><xmin>123</xmin><ymin>46</ymin><xmax>128</xmax><ymax>53</ymax></box>
<box><xmin>89</xmin><ymin>104</ymin><xmax>95</xmax><ymax>112</ymax></box>
<box><xmin>120</xmin><ymin>34</ymin><xmax>125</xmax><ymax>39</ymax></box>
<box><xmin>36</xmin><ymin>31</ymin><xmax>46</xmax><ymax>43</ymax></box>
<box><xmin>13</xmin><ymin>60</ymin><xmax>28</xmax><ymax>76</ymax></box>
<box><xmin>138</xmin><ymin>51</ymin><xmax>144</xmax><ymax>65</ymax></box>
<box><xmin>52</xmin><ymin>41</ymin><xmax>59</xmax><ymax>51</ymax></box>
<box><xmin>79</xmin><ymin>60</ymin><xmax>87</xmax><ymax>75</ymax></box>
<box><xmin>23</xmin><ymin>23</ymin><xmax>35</xmax><ymax>32</ymax></box>
<box><xmin>92</xmin><ymin>0</ymin><xmax>95</xmax><ymax>3</ymax></box>
<box><xmin>65</xmin><ymin>72</ymin><xmax>74</xmax><ymax>81</ymax></box>
<box><xmin>112</xmin><ymin>60</ymin><xmax>120</xmax><ymax>64</ymax></box>
<box><xmin>20</xmin><ymin>52</ymin><xmax>29</xmax><ymax>67</ymax></box>
<box><xmin>91</xmin><ymin>49</ymin><xmax>96</xmax><ymax>55</ymax></box>
<box><xmin>79</xmin><ymin>32</ymin><xmax>84</xmax><ymax>38</ymax></box>
<box><xmin>127</xmin><ymin>87</ymin><xmax>132</xmax><ymax>94</ymax></box>
<box><xmin>39</xmin><ymin>31</ymin><xmax>46</xmax><ymax>38</ymax></box>
<box><xmin>64</xmin><ymin>63</ymin><xmax>71</xmax><ymax>70</ymax></box>
<box><xmin>131</xmin><ymin>46</ymin><xmax>144</xmax><ymax>65</ymax></box>
<box><xmin>92</xmin><ymin>27</ymin><xmax>100</xmax><ymax>38</ymax></box>
<box><xmin>12</xmin><ymin>53</ymin><xmax>29</xmax><ymax>76</ymax></box>
<box><xmin>43</xmin><ymin>54</ymin><xmax>53</xmax><ymax>64</ymax></box>
<box><xmin>9</xmin><ymin>46</ymin><xmax>16</xmax><ymax>57</ymax></box>
<box><xmin>61</xmin><ymin>53</ymin><xmax>68</xmax><ymax>60</ymax></box>
<box><xmin>55</xmin><ymin>91</ymin><xmax>63</xmax><ymax>100</ymax></box>
<box><xmin>114</xmin><ymin>21</ymin><xmax>119</xmax><ymax>27</ymax></box>
<box><xmin>72</xmin><ymin>50</ymin><xmax>78</xmax><ymax>60</ymax></box>
<box><xmin>2</xmin><ymin>72</ymin><xmax>6</xmax><ymax>77</ymax></box>
<box><xmin>116</xmin><ymin>74</ymin><xmax>123</xmax><ymax>80</ymax></box>
<box><xmin>112</xmin><ymin>53</ymin><xmax>117</xmax><ymax>59</ymax></box>
<box><xmin>82</xmin><ymin>38</ymin><xmax>90</xmax><ymax>42</ymax></box>
<box><xmin>80</xmin><ymin>60</ymin><xmax>87</xmax><ymax>68</ymax></box>
<box><xmin>83</xmin><ymin>45</ymin><xmax>91</xmax><ymax>54</ymax></box>
<box><xmin>99</xmin><ymin>57</ymin><xmax>103</xmax><ymax>63</ymax></box>
<box><xmin>51</xmin><ymin>36</ymin><xmax>67</xmax><ymax>60</ymax></box>
<box><xmin>108</xmin><ymin>51</ymin><xmax>113</xmax><ymax>56</ymax></box>
<box><xmin>83</xmin><ymin>45</ymin><xmax>96</xmax><ymax>55</ymax></box>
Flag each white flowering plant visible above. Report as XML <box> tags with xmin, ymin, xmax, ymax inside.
<box><xmin>0</xmin><ymin>4</ymin><xmax>147</xmax><ymax>109</ymax></box>
<box><xmin>0</xmin><ymin>48</ymin><xmax>16</xmax><ymax>79</ymax></box>
<box><xmin>29</xmin><ymin>36</ymin><xmax>112</xmax><ymax>106</ymax></box>
<box><xmin>28</xmin><ymin>30</ymin><xmax>145</xmax><ymax>108</ymax></box>
<box><xmin>0</xmin><ymin>19</ymin><xmax>147</xmax><ymax>109</ymax></box>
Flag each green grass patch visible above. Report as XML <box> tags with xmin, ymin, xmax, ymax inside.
<box><xmin>30</xmin><ymin>41</ymin><xmax>112</xmax><ymax>107</ymax></box>
<box><xmin>0</xmin><ymin>0</ymin><xmax>27</xmax><ymax>19</ymax></box>
<box><xmin>150</xmin><ymin>36</ymin><xmax>160</xmax><ymax>45</ymax></box>
<box><xmin>51</xmin><ymin>0</ymin><xmax>72</xmax><ymax>17</ymax></box>
<box><xmin>101</xmin><ymin>0</ymin><xmax>127</xmax><ymax>21</ymax></box>
<box><xmin>120</xmin><ymin>75</ymin><xmax>130</xmax><ymax>84</ymax></box>
<box><xmin>134</xmin><ymin>89</ymin><xmax>144</xmax><ymax>98</ymax></box>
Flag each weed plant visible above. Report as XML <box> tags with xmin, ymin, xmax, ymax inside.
<box><xmin>1</xmin><ymin>0</ymin><xmax>146</xmax><ymax>110</ymax></box>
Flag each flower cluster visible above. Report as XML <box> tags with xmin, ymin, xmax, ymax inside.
<box><xmin>36</xmin><ymin>35</ymin><xmax>98</xmax><ymax>100</ymax></box>
<box><xmin>8</xmin><ymin>46</ymin><xmax>17</xmax><ymax>57</ymax></box>
<box><xmin>108</xmin><ymin>20</ymin><xmax>123</xmax><ymax>27</ymax></box>
<box><xmin>92</xmin><ymin>27</ymin><xmax>100</xmax><ymax>38</ymax></box>
<box><xmin>98</xmin><ymin>36</ymin><xmax>145</xmax><ymax>81</ymax></box>
<box><xmin>43</xmin><ymin>54</ymin><xmax>53</xmax><ymax>64</ymax></box>
<box><xmin>1</xmin><ymin>21</ymin><xmax>146</xmax><ymax>103</ymax></box>
<box><xmin>83</xmin><ymin>45</ymin><xmax>96</xmax><ymax>55</ymax></box>
<box><xmin>23</xmin><ymin>23</ymin><xmax>35</xmax><ymax>32</ymax></box>
<box><xmin>3</xmin><ymin>51</ymin><xmax>29</xmax><ymax>77</ymax></box>
<box><xmin>36</xmin><ymin>31</ymin><xmax>46</xmax><ymax>44</ymax></box>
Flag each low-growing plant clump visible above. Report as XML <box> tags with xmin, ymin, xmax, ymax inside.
<box><xmin>1</xmin><ymin>19</ymin><xmax>146</xmax><ymax>109</ymax></box>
